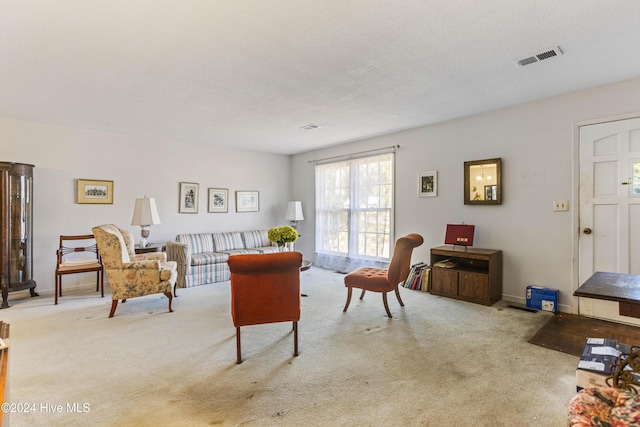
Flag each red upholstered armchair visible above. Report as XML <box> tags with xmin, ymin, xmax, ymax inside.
<box><xmin>343</xmin><ymin>233</ymin><xmax>424</xmax><ymax>318</ymax></box>
<box><xmin>227</xmin><ymin>251</ymin><xmax>302</xmax><ymax>364</ymax></box>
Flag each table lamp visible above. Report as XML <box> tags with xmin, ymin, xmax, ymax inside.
<box><xmin>131</xmin><ymin>196</ymin><xmax>161</xmax><ymax>248</ymax></box>
<box><xmin>285</xmin><ymin>201</ymin><xmax>304</xmax><ymax>229</ymax></box>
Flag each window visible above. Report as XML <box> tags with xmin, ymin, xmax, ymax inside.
<box><xmin>315</xmin><ymin>153</ymin><xmax>394</xmax><ymax>271</ymax></box>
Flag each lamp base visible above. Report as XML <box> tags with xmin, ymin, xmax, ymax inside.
<box><xmin>139</xmin><ymin>226</ymin><xmax>150</xmax><ymax>248</ymax></box>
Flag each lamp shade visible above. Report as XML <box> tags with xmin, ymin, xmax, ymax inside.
<box><xmin>285</xmin><ymin>201</ymin><xmax>304</xmax><ymax>221</ymax></box>
<box><xmin>131</xmin><ymin>197</ymin><xmax>161</xmax><ymax>226</ymax></box>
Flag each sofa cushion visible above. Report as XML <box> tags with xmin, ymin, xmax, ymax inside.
<box><xmin>176</xmin><ymin>233</ymin><xmax>214</xmax><ymax>254</ymax></box>
<box><xmin>254</xmin><ymin>246</ymin><xmax>280</xmax><ymax>254</ymax></box>
<box><xmin>220</xmin><ymin>249</ymin><xmax>262</xmax><ymax>257</ymax></box>
<box><xmin>241</xmin><ymin>230</ymin><xmax>272</xmax><ymax>249</ymax></box>
<box><xmin>191</xmin><ymin>252</ymin><xmax>229</xmax><ymax>266</ymax></box>
<box><xmin>213</xmin><ymin>232</ymin><xmax>245</xmax><ymax>251</ymax></box>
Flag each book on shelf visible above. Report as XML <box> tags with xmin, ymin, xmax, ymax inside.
<box><xmin>403</xmin><ymin>262</ymin><xmax>430</xmax><ymax>290</ymax></box>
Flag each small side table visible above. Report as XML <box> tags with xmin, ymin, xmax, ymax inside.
<box><xmin>134</xmin><ymin>244</ymin><xmax>163</xmax><ymax>254</ymax></box>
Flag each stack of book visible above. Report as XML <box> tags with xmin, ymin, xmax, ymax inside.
<box><xmin>402</xmin><ymin>262</ymin><xmax>430</xmax><ymax>292</ymax></box>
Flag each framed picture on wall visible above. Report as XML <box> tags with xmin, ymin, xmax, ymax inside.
<box><xmin>208</xmin><ymin>188</ymin><xmax>228</xmax><ymax>213</ymax></box>
<box><xmin>77</xmin><ymin>179</ymin><xmax>114</xmax><ymax>204</ymax></box>
<box><xmin>235</xmin><ymin>191</ymin><xmax>259</xmax><ymax>212</ymax></box>
<box><xmin>418</xmin><ymin>171</ymin><xmax>437</xmax><ymax>197</ymax></box>
<box><xmin>179</xmin><ymin>182</ymin><xmax>199</xmax><ymax>213</ymax></box>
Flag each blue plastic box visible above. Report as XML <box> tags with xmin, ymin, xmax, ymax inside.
<box><xmin>526</xmin><ymin>285</ymin><xmax>558</xmax><ymax>313</ymax></box>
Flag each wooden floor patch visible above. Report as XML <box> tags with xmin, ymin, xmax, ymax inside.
<box><xmin>528</xmin><ymin>313</ymin><xmax>640</xmax><ymax>357</ymax></box>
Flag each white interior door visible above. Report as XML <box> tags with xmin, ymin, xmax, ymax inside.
<box><xmin>579</xmin><ymin>117</ymin><xmax>640</xmax><ymax>286</ymax></box>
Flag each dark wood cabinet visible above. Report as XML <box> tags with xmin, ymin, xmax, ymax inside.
<box><xmin>430</xmin><ymin>246</ymin><xmax>502</xmax><ymax>306</ymax></box>
<box><xmin>0</xmin><ymin>162</ymin><xmax>38</xmax><ymax>308</ymax></box>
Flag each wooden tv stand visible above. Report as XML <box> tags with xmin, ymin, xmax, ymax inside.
<box><xmin>430</xmin><ymin>246</ymin><xmax>502</xmax><ymax>306</ymax></box>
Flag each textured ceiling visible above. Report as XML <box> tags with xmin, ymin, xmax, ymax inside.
<box><xmin>1</xmin><ymin>1</ymin><xmax>640</xmax><ymax>154</ymax></box>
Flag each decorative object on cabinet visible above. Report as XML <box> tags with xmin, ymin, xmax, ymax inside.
<box><xmin>55</xmin><ymin>234</ymin><xmax>104</xmax><ymax>305</ymax></box>
<box><xmin>208</xmin><ymin>188</ymin><xmax>228</xmax><ymax>213</ymax></box>
<box><xmin>92</xmin><ymin>224</ymin><xmax>177</xmax><ymax>317</ymax></box>
<box><xmin>76</xmin><ymin>179</ymin><xmax>114</xmax><ymax>204</ymax></box>
<box><xmin>179</xmin><ymin>182</ymin><xmax>199</xmax><ymax>213</ymax></box>
<box><xmin>227</xmin><ymin>251</ymin><xmax>303</xmax><ymax>364</ymax></box>
<box><xmin>464</xmin><ymin>158</ymin><xmax>502</xmax><ymax>205</ymax></box>
<box><xmin>0</xmin><ymin>162</ymin><xmax>39</xmax><ymax>308</ymax></box>
<box><xmin>343</xmin><ymin>233</ymin><xmax>424</xmax><ymax>318</ymax></box>
<box><xmin>444</xmin><ymin>223</ymin><xmax>475</xmax><ymax>247</ymax></box>
<box><xmin>130</xmin><ymin>196</ymin><xmax>161</xmax><ymax>248</ymax></box>
<box><xmin>430</xmin><ymin>246</ymin><xmax>502</xmax><ymax>306</ymax></box>
<box><xmin>235</xmin><ymin>191</ymin><xmax>259</xmax><ymax>212</ymax></box>
<box><xmin>418</xmin><ymin>171</ymin><xmax>437</xmax><ymax>197</ymax></box>
<box><xmin>285</xmin><ymin>201</ymin><xmax>304</xmax><ymax>229</ymax></box>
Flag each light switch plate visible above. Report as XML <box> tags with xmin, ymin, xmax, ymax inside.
<box><xmin>553</xmin><ymin>200</ymin><xmax>569</xmax><ymax>211</ymax></box>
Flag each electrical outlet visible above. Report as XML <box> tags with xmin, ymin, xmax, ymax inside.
<box><xmin>553</xmin><ymin>200</ymin><xmax>569</xmax><ymax>211</ymax></box>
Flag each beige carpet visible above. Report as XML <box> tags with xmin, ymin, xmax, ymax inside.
<box><xmin>1</xmin><ymin>267</ymin><xmax>578</xmax><ymax>426</ymax></box>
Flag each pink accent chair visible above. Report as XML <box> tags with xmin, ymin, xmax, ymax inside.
<box><xmin>343</xmin><ymin>233</ymin><xmax>424</xmax><ymax>318</ymax></box>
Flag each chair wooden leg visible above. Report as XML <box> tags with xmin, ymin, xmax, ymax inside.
<box><xmin>395</xmin><ymin>286</ymin><xmax>404</xmax><ymax>307</ymax></box>
<box><xmin>343</xmin><ymin>287</ymin><xmax>353</xmax><ymax>312</ymax></box>
<box><xmin>236</xmin><ymin>327</ymin><xmax>242</xmax><ymax>364</ymax></box>
<box><xmin>55</xmin><ymin>274</ymin><xmax>59</xmax><ymax>305</ymax></box>
<box><xmin>109</xmin><ymin>300</ymin><xmax>118</xmax><ymax>318</ymax></box>
<box><xmin>164</xmin><ymin>292</ymin><xmax>173</xmax><ymax>313</ymax></box>
<box><xmin>173</xmin><ymin>283</ymin><xmax>178</xmax><ymax>297</ymax></box>
<box><xmin>359</xmin><ymin>289</ymin><xmax>366</xmax><ymax>300</ymax></box>
<box><xmin>382</xmin><ymin>292</ymin><xmax>393</xmax><ymax>318</ymax></box>
<box><xmin>293</xmin><ymin>321</ymin><xmax>298</xmax><ymax>357</ymax></box>
<box><xmin>100</xmin><ymin>270</ymin><xmax>104</xmax><ymax>298</ymax></box>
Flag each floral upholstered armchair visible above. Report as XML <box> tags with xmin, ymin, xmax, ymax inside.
<box><xmin>92</xmin><ymin>224</ymin><xmax>177</xmax><ymax>317</ymax></box>
<box><xmin>568</xmin><ymin>347</ymin><xmax>640</xmax><ymax>426</ymax></box>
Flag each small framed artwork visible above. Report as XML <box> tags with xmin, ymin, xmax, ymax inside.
<box><xmin>208</xmin><ymin>188</ymin><xmax>228</xmax><ymax>213</ymax></box>
<box><xmin>77</xmin><ymin>179</ymin><xmax>114</xmax><ymax>204</ymax></box>
<box><xmin>418</xmin><ymin>171</ymin><xmax>437</xmax><ymax>197</ymax></box>
<box><xmin>236</xmin><ymin>191</ymin><xmax>259</xmax><ymax>212</ymax></box>
<box><xmin>179</xmin><ymin>182</ymin><xmax>199</xmax><ymax>213</ymax></box>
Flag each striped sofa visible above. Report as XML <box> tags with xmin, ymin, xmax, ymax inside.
<box><xmin>165</xmin><ymin>230</ymin><xmax>279</xmax><ymax>289</ymax></box>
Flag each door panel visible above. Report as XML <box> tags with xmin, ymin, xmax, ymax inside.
<box><xmin>579</xmin><ymin>117</ymin><xmax>640</xmax><ymax>285</ymax></box>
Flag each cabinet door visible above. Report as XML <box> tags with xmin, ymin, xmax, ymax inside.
<box><xmin>431</xmin><ymin>268</ymin><xmax>458</xmax><ymax>295</ymax></box>
<box><xmin>458</xmin><ymin>272</ymin><xmax>489</xmax><ymax>302</ymax></box>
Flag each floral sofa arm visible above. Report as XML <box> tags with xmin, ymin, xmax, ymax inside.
<box><xmin>166</xmin><ymin>241</ymin><xmax>189</xmax><ymax>289</ymax></box>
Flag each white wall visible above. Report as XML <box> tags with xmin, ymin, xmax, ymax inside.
<box><xmin>0</xmin><ymin>118</ymin><xmax>291</xmax><ymax>294</ymax></box>
<box><xmin>291</xmin><ymin>77</ymin><xmax>640</xmax><ymax>312</ymax></box>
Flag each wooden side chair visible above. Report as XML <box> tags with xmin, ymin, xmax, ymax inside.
<box><xmin>55</xmin><ymin>234</ymin><xmax>104</xmax><ymax>304</ymax></box>
<box><xmin>343</xmin><ymin>233</ymin><xmax>424</xmax><ymax>318</ymax></box>
<box><xmin>227</xmin><ymin>251</ymin><xmax>302</xmax><ymax>364</ymax></box>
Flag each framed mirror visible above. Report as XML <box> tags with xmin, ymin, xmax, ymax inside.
<box><xmin>464</xmin><ymin>158</ymin><xmax>502</xmax><ymax>205</ymax></box>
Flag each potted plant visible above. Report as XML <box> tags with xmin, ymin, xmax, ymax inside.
<box><xmin>268</xmin><ymin>225</ymin><xmax>299</xmax><ymax>250</ymax></box>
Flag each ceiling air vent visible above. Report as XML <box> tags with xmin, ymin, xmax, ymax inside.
<box><xmin>300</xmin><ymin>123</ymin><xmax>322</xmax><ymax>131</ymax></box>
<box><xmin>514</xmin><ymin>46</ymin><xmax>563</xmax><ymax>67</ymax></box>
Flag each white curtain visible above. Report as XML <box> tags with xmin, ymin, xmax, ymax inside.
<box><xmin>314</xmin><ymin>153</ymin><xmax>394</xmax><ymax>273</ymax></box>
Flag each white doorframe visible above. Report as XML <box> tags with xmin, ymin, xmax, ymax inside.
<box><xmin>571</xmin><ymin>112</ymin><xmax>640</xmax><ymax>314</ymax></box>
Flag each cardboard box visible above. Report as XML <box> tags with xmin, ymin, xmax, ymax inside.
<box><xmin>576</xmin><ymin>369</ymin><xmax>609</xmax><ymax>391</ymax></box>
<box><xmin>575</xmin><ymin>338</ymin><xmax>634</xmax><ymax>391</ymax></box>
<box><xmin>526</xmin><ymin>285</ymin><xmax>558</xmax><ymax>312</ymax></box>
